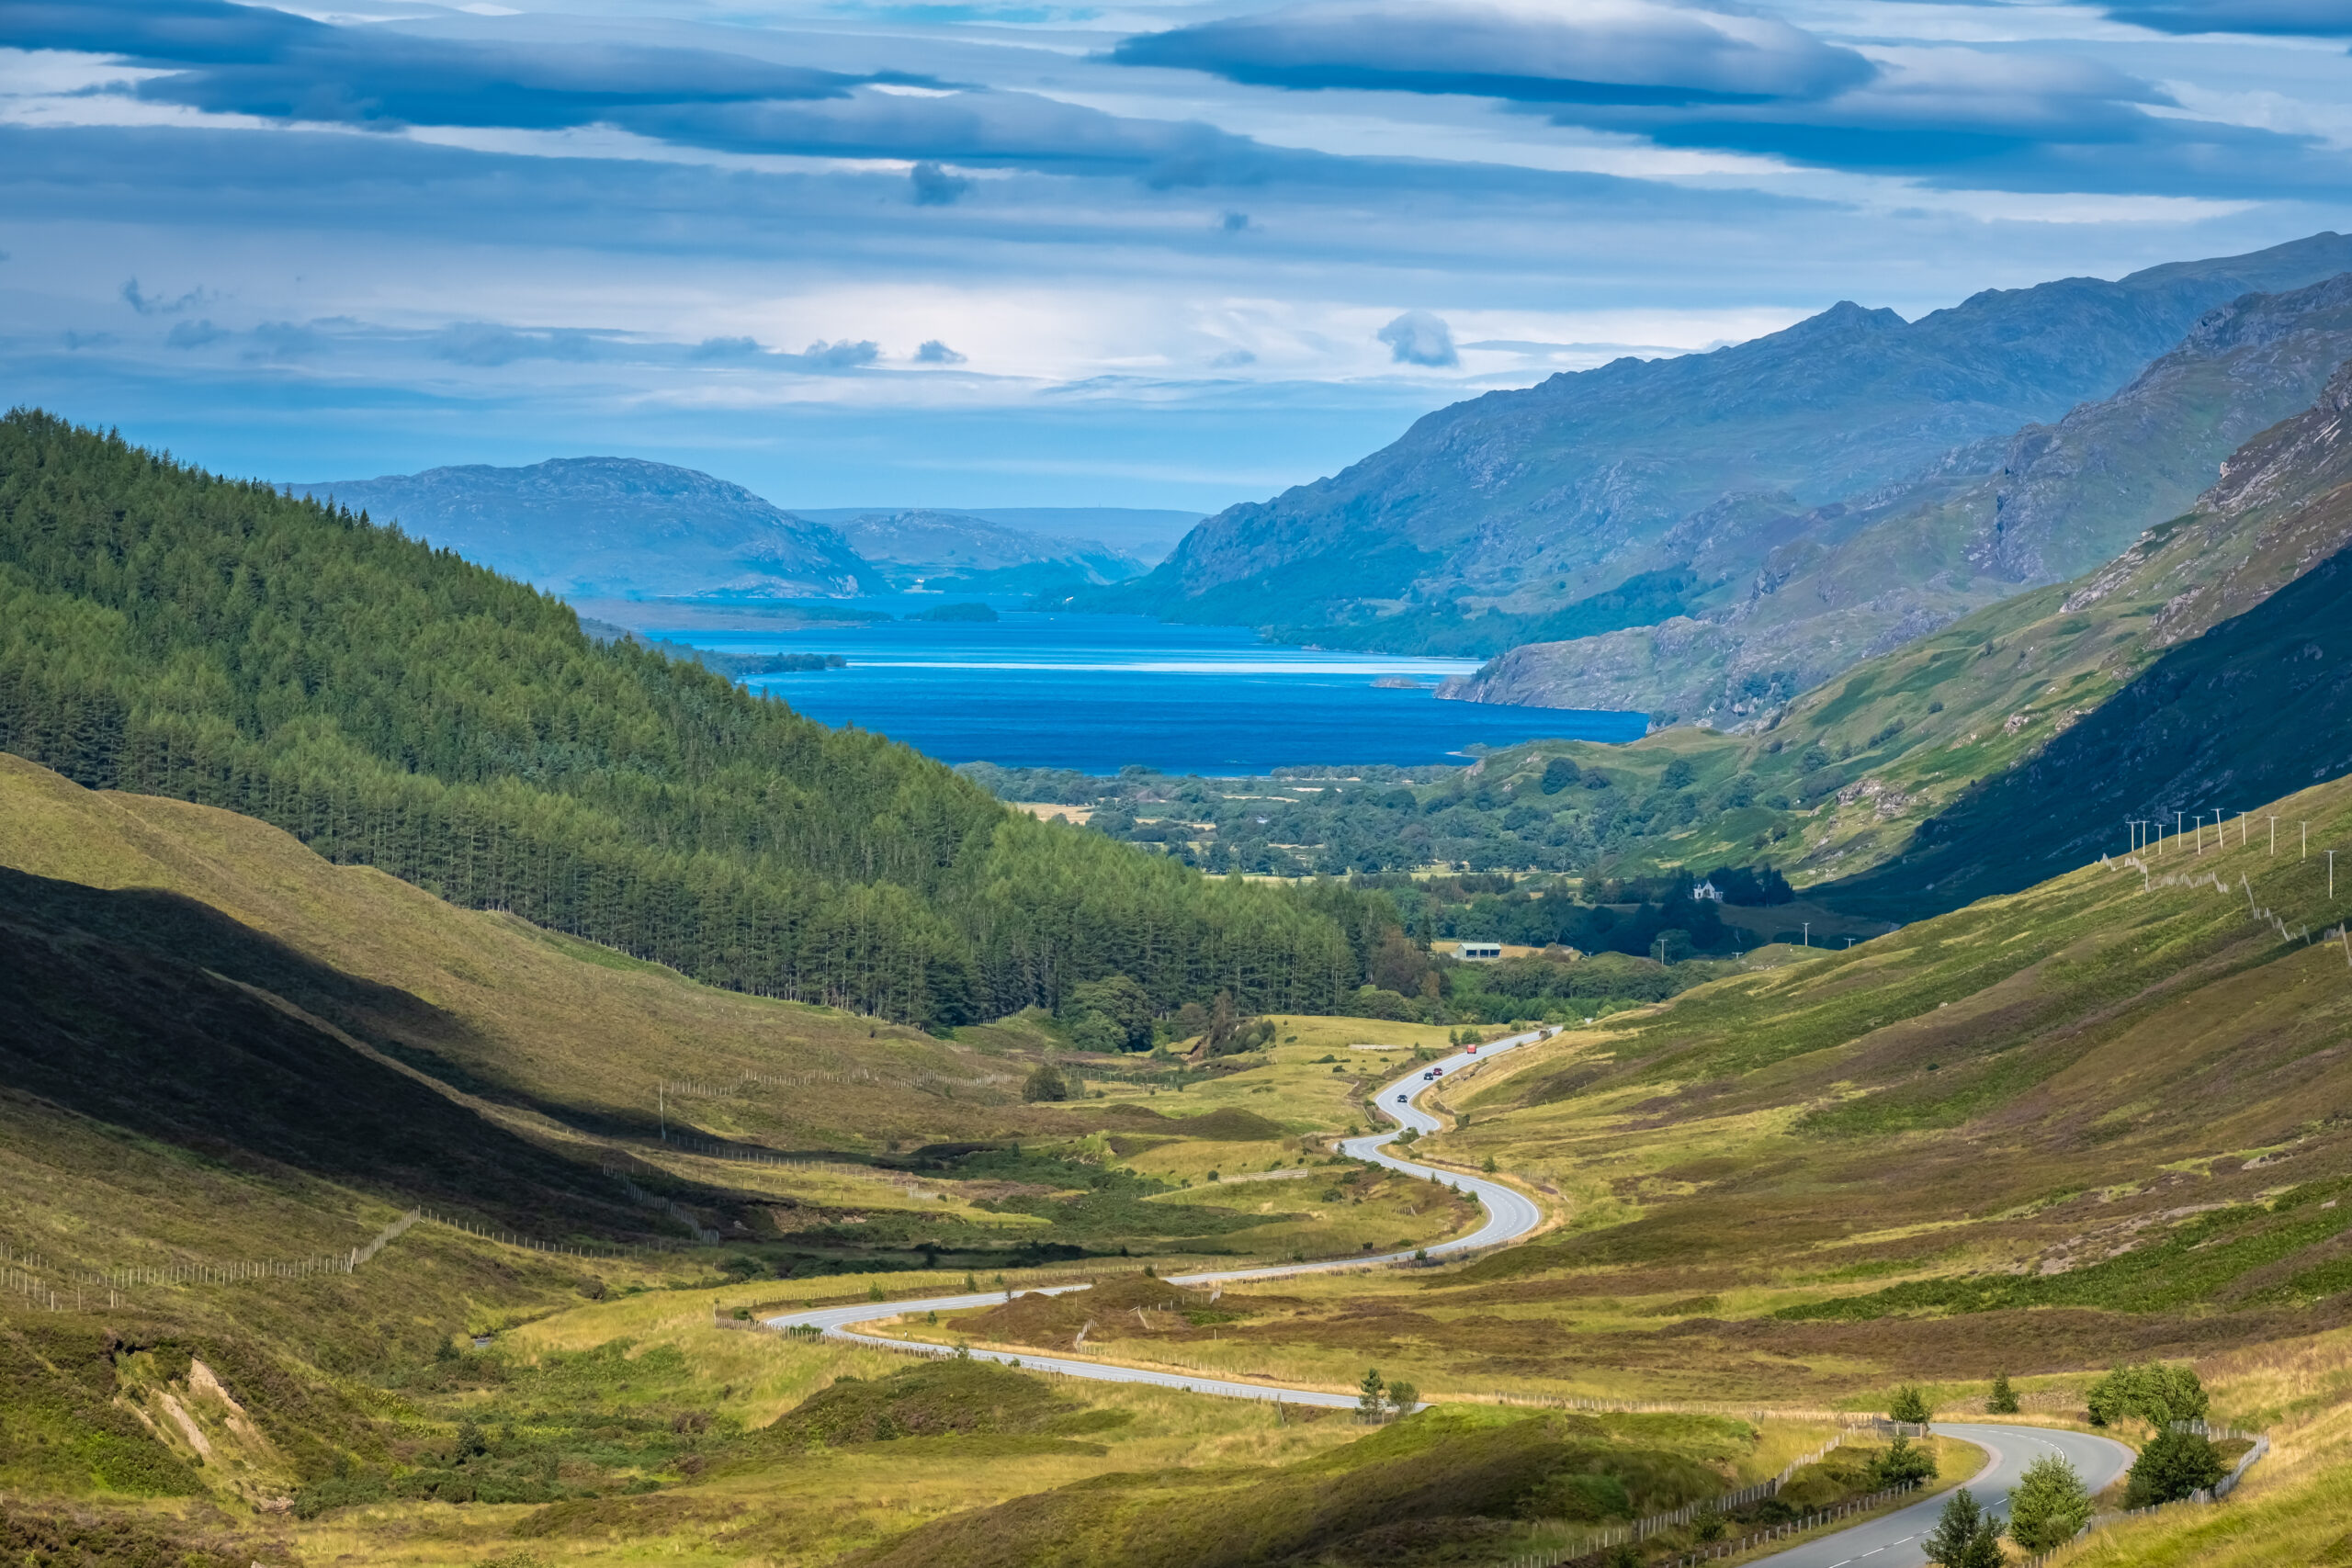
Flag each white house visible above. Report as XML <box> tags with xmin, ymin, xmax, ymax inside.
<box><xmin>1690</xmin><ymin>880</ymin><xmax>1724</xmax><ymax>903</ymax></box>
<box><xmin>1457</xmin><ymin>942</ymin><xmax>1503</xmax><ymax>961</ymax></box>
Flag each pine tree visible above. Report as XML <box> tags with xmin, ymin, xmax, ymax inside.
<box><xmin>1986</xmin><ymin>1372</ymin><xmax>2019</xmax><ymax>1415</ymax></box>
<box><xmin>1922</xmin><ymin>1488</ymin><xmax>1984</xmax><ymax>1567</ymax></box>
<box><xmin>2007</xmin><ymin>1454</ymin><xmax>2093</xmax><ymax>1551</ymax></box>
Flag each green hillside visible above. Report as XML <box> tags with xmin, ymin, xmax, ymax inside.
<box><xmin>0</xmin><ymin>411</ymin><xmax>1371</xmax><ymax>1027</ymax></box>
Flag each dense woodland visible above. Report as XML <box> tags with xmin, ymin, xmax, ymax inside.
<box><xmin>0</xmin><ymin>412</ymin><xmax>1385</xmax><ymax>1025</ymax></box>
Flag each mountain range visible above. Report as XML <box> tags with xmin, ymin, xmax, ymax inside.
<box><xmin>820</xmin><ymin>509</ymin><xmax>1148</xmax><ymax>596</ymax></box>
<box><xmin>1447</xmin><ymin>267</ymin><xmax>2352</xmax><ymax>722</ymax></box>
<box><xmin>1081</xmin><ymin>231</ymin><xmax>2352</xmax><ymax>699</ymax></box>
<box><xmin>296</xmin><ymin>464</ymin><xmax>1167</xmax><ymax>603</ymax></box>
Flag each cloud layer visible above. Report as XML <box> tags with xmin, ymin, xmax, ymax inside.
<box><xmin>0</xmin><ymin>0</ymin><xmax>2346</xmax><ymax>510</ymax></box>
<box><xmin>1114</xmin><ymin>0</ymin><xmax>1874</xmax><ymax>106</ymax></box>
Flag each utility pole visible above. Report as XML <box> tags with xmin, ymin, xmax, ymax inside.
<box><xmin>2271</xmin><ymin>817</ymin><xmax>2278</xmax><ymax>856</ymax></box>
<box><xmin>2239</xmin><ymin>810</ymin><xmax>2249</xmax><ymax>848</ymax></box>
<box><xmin>2305</xmin><ymin>822</ymin><xmax>2311</xmax><ymax>861</ymax></box>
<box><xmin>1803</xmin><ymin>921</ymin><xmax>1811</xmax><ymax>948</ymax></box>
<box><xmin>2332</xmin><ymin>851</ymin><xmax>2337</xmax><ymax>902</ymax></box>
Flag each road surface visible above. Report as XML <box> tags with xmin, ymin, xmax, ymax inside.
<box><xmin>766</xmin><ymin>1025</ymin><xmax>1555</xmax><ymax>1402</ymax></box>
<box><xmin>1747</xmin><ymin>1423</ymin><xmax>2135</xmax><ymax>1568</ymax></box>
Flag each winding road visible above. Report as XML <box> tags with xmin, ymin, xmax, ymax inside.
<box><xmin>767</xmin><ymin>1030</ymin><xmax>2134</xmax><ymax>1565</ymax></box>
<box><xmin>1749</xmin><ymin>1424</ymin><xmax>2134</xmax><ymax>1568</ymax></box>
<box><xmin>767</xmin><ymin>1025</ymin><xmax>1554</xmax><ymax>1404</ymax></box>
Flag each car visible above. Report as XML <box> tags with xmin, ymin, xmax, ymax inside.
<box><xmin>1465</xmin><ymin>1043</ymin><xmax>1478</xmax><ymax>1054</ymax></box>
<box><xmin>1395</xmin><ymin>1092</ymin><xmax>1408</xmax><ymax>1102</ymax></box>
<box><xmin>1430</xmin><ymin>1066</ymin><xmax>1443</xmax><ymax>1076</ymax></box>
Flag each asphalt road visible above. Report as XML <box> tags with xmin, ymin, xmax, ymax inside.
<box><xmin>764</xmin><ymin>1024</ymin><xmax>1557</xmax><ymax>1400</ymax></box>
<box><xmin>1746</xmin><ymin>1423</ymin><xmax>2136</xmax><ymax>1568</ymax></box>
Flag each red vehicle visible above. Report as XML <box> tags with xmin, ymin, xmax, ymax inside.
<box><xmin>1465</xmin><ymin>1043</ymin><xmax>1479</xmax><ymax>1055</ymax></box>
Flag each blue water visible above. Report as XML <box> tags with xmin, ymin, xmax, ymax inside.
<box><xmin>658</xmin><ymin>606</ymin><xmax>1645</xmax><ymax>774</ymax></box>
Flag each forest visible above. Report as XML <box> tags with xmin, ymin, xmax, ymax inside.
<box><xmin>0</xmin><ymin>411</ymin><xmax>1382</xmax><ymax>1027</ymax></box>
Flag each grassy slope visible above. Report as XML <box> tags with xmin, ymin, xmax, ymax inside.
<box><xmin>0</xmin><ymin>750</ymin><xmax>982</xmax><ymax>1148</ymax></box>
<box><xmin>1459</xmin><ymin>361</ymin><xmax>2352</xmax><ymax>898</ymax></box>
<box><xmin>1377</xmin><ymin>768</ymin><xmax>2352</xmax><ymax>1391</ymax></box>
<box><xmin>12</xmin><ymin>739</ymin><xmax>2352</xmax><ymax>1562</ymax></box>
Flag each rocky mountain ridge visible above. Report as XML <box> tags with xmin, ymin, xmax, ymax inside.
<box><xmin>1091</xmin><ymin>231</ymin><xmax>2352</xmax><ymax>653</ymax></box>
<box><xmin>1441</xmin><ymin>270</ymin><xmax>2352</xmax><ymax>723</ymax></box>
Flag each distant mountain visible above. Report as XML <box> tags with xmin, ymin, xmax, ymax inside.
<box><xmin>1091</xmin><ymin>231</ymin><xmax>2352</xmax><ymax>645</ymax></box>
<box><xmin>294</xmin><ymin>457</ymin><xmax>881</xmax><ymax>599</ymax></box>
<box><xmin>1445</xmin><ymin>269</ymin><xmax>2352</xmax><ymax>720</ymax></box>
<box><xmin>817</xmin><ymin>509</ymin><xmax>1148</xmax><ymax>595</ymax></box>
<box><xmin>796</xmin><ymin>507</ymin><xmax>1201</xmax><ymax>568</ymax></box>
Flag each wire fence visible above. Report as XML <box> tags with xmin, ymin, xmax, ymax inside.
<box><xmin>1498</xmin><ymin>1481</ymin><xmax>1927</xmax><ymax>1568</ymax></box>
<box><xmin>2</xmin><ymin>1208</ymin><xmax>424</xmax><ymax>1310</ymax></box>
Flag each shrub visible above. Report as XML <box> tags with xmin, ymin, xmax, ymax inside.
<box><xmin>1023</xmin><ymin>1063</ymin><xmax>1071</xmax><ymax>1102</ymax></box>
<box><xmin>1986</xmin><ymin>1373</ymin><xmax>2018</xmax><ymax>1415</ymax></box>
<box><xmin>2087</xmin><ymin>1362</ymin><xmax>2207</xmax><ymax>1428</ymax></box>
<box><xmin>1868</xmin><ymin>1435</ymin><xmax>1937</xmax><ymax>1488</ymax></box>
<box><xmin>2007</xmin><ymin>1454</ymin><xmax>2092</xmax><ymax>1551</ymax></box>
<box><xmin>2124</xmin><ymin>1429</ymin><xmax>2224</xmax><ymax>1507</ymax></box>
<box><xmin>1888</xmin><ymin>1385</ymin><xmax>1932</xmax><ymax>1425</ymax></box>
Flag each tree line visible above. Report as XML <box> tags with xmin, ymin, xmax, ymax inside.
<box><xmin>0</xmin><ymin>411</ymin><xmax>1375</xmax><ymax>1025</ymax></box>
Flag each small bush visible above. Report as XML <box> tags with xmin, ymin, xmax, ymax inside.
<box><xmin>1023</xmin><ymin>1063</ymin><xmax>1071</xmax><ymax>1102</ymax></box>
<box><xmin>2124</xmin><ymin>1429</ymin><xmax>2224</xmax><ymax>1507</ymax></box>
<box><xmin>1868</xmin><ymin>1435</ymin><xmax>1937</xmax><ymax>1488</ymax></box>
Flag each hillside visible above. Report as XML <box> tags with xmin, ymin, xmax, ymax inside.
<box><xmin>0</xmin><ymin>412</ymin><xmax>1370</xmax><ymax>1027</ymax></box>
<box><xmin>1093</xmin><ymin>231</ymin><xmax>2352</xmax><ymax>646</ymax></box>
<box><xmin>1320</xmin><ymin>354</ymin><xmax>2352</xmax><ymax>907</ymax></box>
<box><xmin>1821</xmin><ymin>359</ymin><xmax>2352</xmax><ymax>919</ymax></box>
<box><xmin>829</xmin><ymin>509</ymin><xmax>1147</xmax><ymax>594</ymax></box>
<box><xmin>1446</xmin><ymin>270</ymin><xmax>2352</xmax><ymax>721</ymax></box>
<box><xmin>295</xmin><ymin>457</ymin><xmax>882</xmax><ymax>600</ymax></box>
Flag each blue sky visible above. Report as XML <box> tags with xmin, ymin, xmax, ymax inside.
<box><xmin>2</xmin><ymin>0</ymin><xmax>2348</xmax><ymax>513</ymax></box>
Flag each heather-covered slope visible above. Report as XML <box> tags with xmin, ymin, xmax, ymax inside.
<box><xmin>1819</xmin><ymin>357</ymin><xmax>2352</xmax><ymax>919</ymax></box>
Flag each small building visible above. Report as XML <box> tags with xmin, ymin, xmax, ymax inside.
<box><xmin>1458</xmin><ymin>942</ymin><xmax>1503</xmax><ymax>962</ymax></box>
<box><xmin>1690</xmin><ymin>880</ymin><xmax>1724</xmax><ymax>903</ymax></box>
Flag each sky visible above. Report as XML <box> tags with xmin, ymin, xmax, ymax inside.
<box><xmin>2</xmin><ymin>0</ymin><xmax>2349</xmax><ymax>513</ymax></box>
